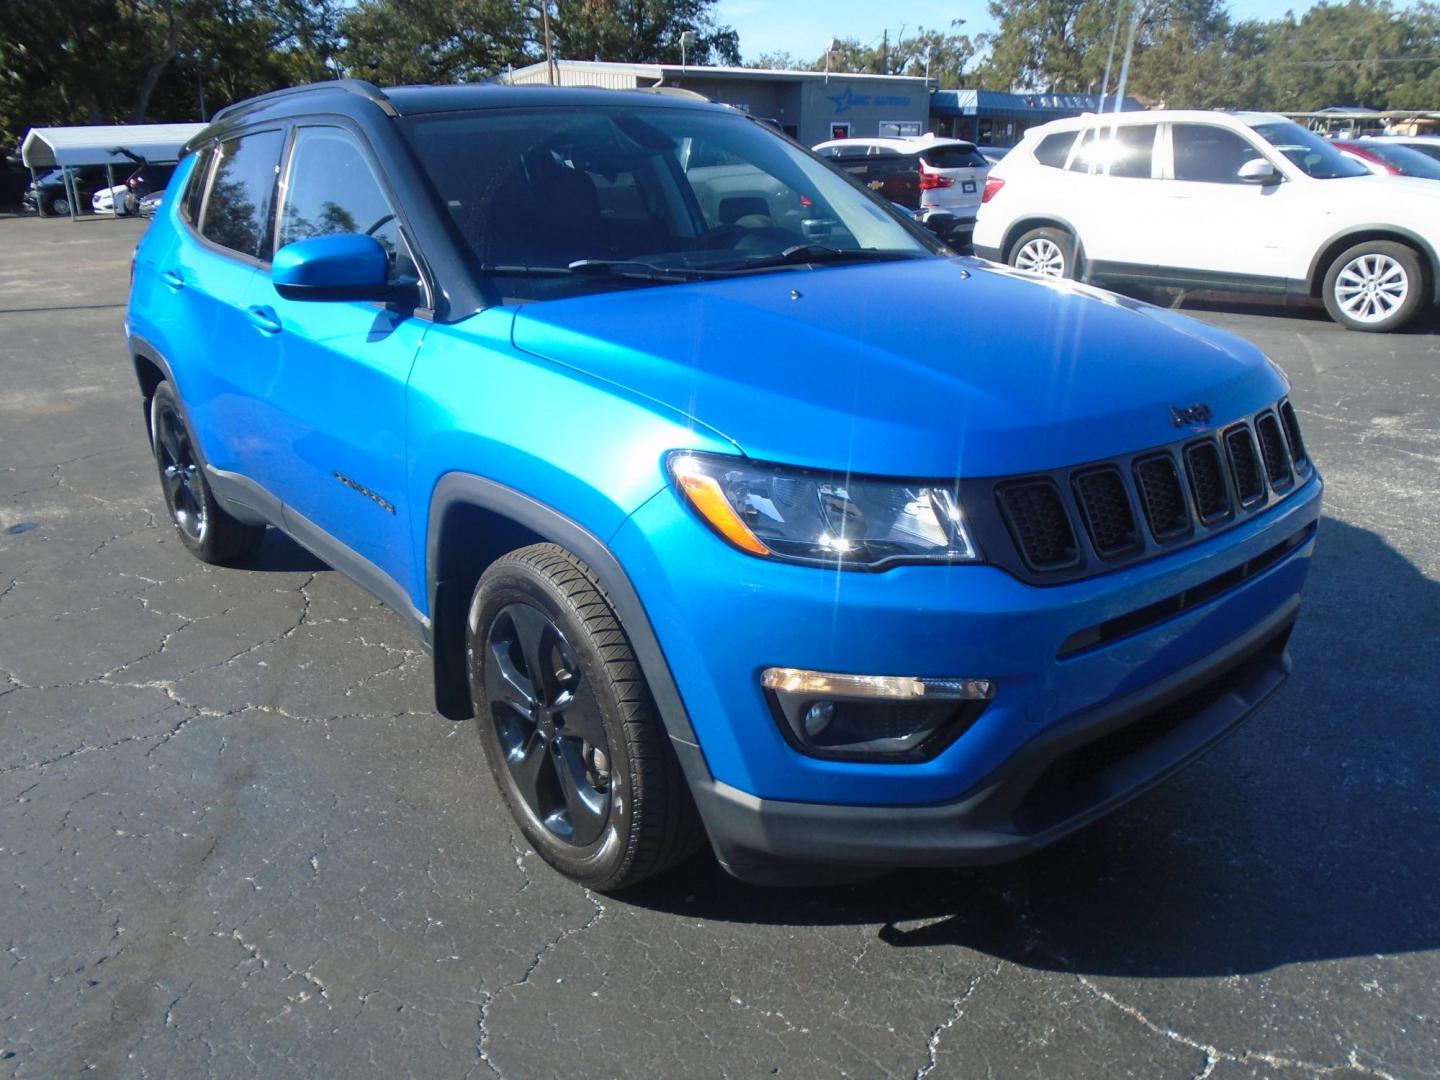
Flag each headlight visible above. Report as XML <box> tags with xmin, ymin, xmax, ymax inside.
<box><xmin>667</xmin><ymin>451</ymin><xmax>980</xmax><ymax>569</ymax></box>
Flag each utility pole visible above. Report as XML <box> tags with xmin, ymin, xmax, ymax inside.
<box><xmin>881</xmin><ymin>29</ymin><xmax>888</xmax><ymax>75</ymax></box>
<box><xmin>541</xmin><ymin>2</ymin><xmax>556</xmax><ymax>85</ymax></box>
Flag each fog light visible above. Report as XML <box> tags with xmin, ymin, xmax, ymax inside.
<box><xmin>803</xmin><ymin>700</ymin><xmax>836</xmax><ymax>738</ymax></box>
<box><xmin>761</xmin><ymin>667</ymin><xmax>995</xmax><ymax>762</ymax></box>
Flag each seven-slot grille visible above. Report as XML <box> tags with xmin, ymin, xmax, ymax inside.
<box><xmin>1072</xmin><ymin>467</ymin><xmax>1140</xmax><ymax>558</ymax></box>
<box><xmin>1133</xmin><ymin>455</ymin><xmax>1190</xmax><ymax>540</ymax></box>
<box><xmin>996</xmin><ymin>480</ymin><xmax>1079</xmax><ymax>570</ymax></box>
<box><xmin>996</xmin><ymin>399</ymin><xmax>1311</xmax><ymax>577</ymax></box>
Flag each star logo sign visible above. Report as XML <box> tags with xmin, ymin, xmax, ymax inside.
<box><xmin>827</xmin><ymin>86</ymin><xmax>870</xmax><ymax>114</ymax></box>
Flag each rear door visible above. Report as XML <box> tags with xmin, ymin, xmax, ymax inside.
<box><xmin>162</xmin><ymin>128</ymin><xmax>286</xmax><ymax>477</ymax></box>
<box><xmin>1059</xmin><ymin>121</ymin><xmax>1166</xmax><ymax>269</ymax></box>
<box><xmin>245</xmin><ymin>123</ymin><xmax>430</xmax><ymax>599</ymax></box>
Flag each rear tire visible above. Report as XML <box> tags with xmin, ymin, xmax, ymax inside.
<box><xmin>1009</xmin><ymin>226</ymin><xmax>1080</xmax><ymax>279</ymax></box>
<box><xmin>49</xmin><ymin>196</ymin><xmax>70</xmax><ymax>216</ymax></box>
<box><xmin>1321</xmin><ymin>240</ymin><xmax>1426</xmax><ymax>332</ymax></box>
<box><xmin>467</xmin><ymin>544</ymin><xmax>703</xmax><ymax>891</ymax></box>
<box><xmin>149</xmin><ymin>381</ymin><xmax>265</xmax><ymax>564</ymax></box>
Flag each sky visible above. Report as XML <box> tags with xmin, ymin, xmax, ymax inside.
<box><xmin>715</xmin><ymin>0</ymin><xmax>1317</xmax><ymax>66</ymax></box>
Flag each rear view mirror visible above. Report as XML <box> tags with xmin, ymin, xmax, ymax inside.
<box><xmin>1237</xmin><ymin>158</ymin><xmax>1279</xmax><ymax>184</ymax></box>
<box><xmin>272</xmin><ymin>234</ymin><xmax>395</xmax><ymax>302</ymax></box>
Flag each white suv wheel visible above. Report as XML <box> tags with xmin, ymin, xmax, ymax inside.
<box><xmin>1321</xmin><ymin>240</ymin><xmax>1425</xmax><ymax>333</ymax></box>
<box><xmin>1009</xmin><ymin>227</ymin><xmax>1077</xmax><ymax>279</ymax></box>
<box><xmin>1333</xmin><ymin>253</ymin><xmax>1408</xmax><ymax>324</ymax></box>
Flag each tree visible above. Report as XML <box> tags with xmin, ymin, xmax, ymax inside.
<box><xmin>807</xmin><ymin>23</ymin><xmax>976</xmax><ymax>83</ymax></box>
<box><xmin>545</xmin><ymin>0</ymin><xmax>739</xmax><ymax>66</ymax></box>
<box><xmin>339</xmin><ymin>0</ymin><xmax>531</xmax><ymax>85</ymax></box>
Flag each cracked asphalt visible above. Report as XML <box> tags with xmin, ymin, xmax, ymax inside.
<box><xmin>2</xmin><ymin>215</ymin><xmax>1438</xmax><ymax>1078</ymax></box>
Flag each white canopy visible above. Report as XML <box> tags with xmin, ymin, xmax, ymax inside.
<box><xmin>21</xmin><ymin>123</ymin><xmax>207</xmax><ymax>169</ymax></box>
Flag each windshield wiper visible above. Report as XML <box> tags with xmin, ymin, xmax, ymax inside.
<box><xmin>479</xmin><ymin>260</ymin><xmax>716</xmax><ymax>284</ymax></box>
<box><xmin>712</xmin><ymin>245</ymin><xmax>927</xmax><ymax>272</ymax></box>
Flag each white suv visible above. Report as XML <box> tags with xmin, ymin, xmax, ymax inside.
<box><xmin>973</xmin><ymin>110</ymin><xmax>1440</xmax><ymax>332</ymax></box>
<box><xmin>813</xmin><ymin>135</ymin><xmax>990</xmax><ymax>221</ymax></box>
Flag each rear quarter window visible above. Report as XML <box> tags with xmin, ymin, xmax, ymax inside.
<box><xmin>1033</xmin><ymin>132</ymin><xmax>1077</xmax><ymax>169</ymax></box>
<box><xmin>181</xmin><ymin>148</ymin><xmax>213</xmax><ymax>225</ymax></box>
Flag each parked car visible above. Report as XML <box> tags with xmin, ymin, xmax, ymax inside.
<box><xmin>976</xmin><ymin>144</ymin><xmax>1012</xmax><ymax>165</ymax></box>
<box><xmin>1364</xmin><ymin>134</ymin><xmax>1440</xmax><ymax>164</ymax></box>
<box><xmin>92</xmin><ymin>183</ymin><xmax>133</xmax><ymax>215</ymax></box>
<box><xmin>128</xmin><ymin>80</ymin><xmax>1321</xmax><ymax>890</ymax></box>
<box><xmin>22</xmin><ymin>166</ymin><xmax>105</xmax><ymax>215</ymax></box>
<box><xmin>975</xmin><ymin>110</ymin><xmax>1440</xmax><ymax>332</ymax></box>
<box><xmin>1333</xmin><ymin>139</ymin><xmax>1440</xmax><ymax>181</ymax></box>
<box><xmin>814</xmin><ymin>135</ymin><xmax>990</xmax><ymax>224</ymax></box>
<box><xmin>125</xmin><ymin>161</ymin><xmax>175</xmax><ymax>204</ymax></box>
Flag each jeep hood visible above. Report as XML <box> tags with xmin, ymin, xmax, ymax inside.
<box><xmin>510</xmin><ymin>258</ymin><xmax>1287</xmax><ymax>477</ymax></box>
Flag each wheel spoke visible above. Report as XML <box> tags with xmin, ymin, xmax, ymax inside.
<box><xmin>486</xmin><ymin>635</ymin><xmax>538</xmax><ymax>720</ymax></box>
<box><xmin>553</xmin><ymin>738</ymin><xmax>608</xmax><ymax>844</ymax></box>
<box><xmin>507</xmin><ymin>730</ymin><xmax>553</xmax><ymax>815</ymax></box>
<box><xmin>162</xmin><ymin>464</ymin><xmax>184</xmax><ymax>500</ymax></box>
<box><xmin>508</xmin><ymin>604</ymin><xmax>559</xmax><ymax>704</ymax></box>
<box><xmin>553</xmin><ymin>682</ymin><xmax>606</xmax><ymax>749</ymax></box>
<box><xmin>158</xmin><ymin>414</ymin><xmax>184</xmax><ymax>464</ymax></box>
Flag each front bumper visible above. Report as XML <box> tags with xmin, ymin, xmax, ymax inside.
<box><xmin>612</xmin><ymin>466</ymin><xmax>1321</xmax><ymax>882</ymax></box>
<box><xmin>684</xmin><ymin>598</ymin><xmax>1294</xmax><ymax>883</ymax></box>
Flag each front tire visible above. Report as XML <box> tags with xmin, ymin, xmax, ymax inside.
<box><xmin>467</xmin><ymin>544</ymin><xmax>702</xmax><ymax>891</ymax></box>
<box><xmin>49</xmin><ymin>195</ymin><xmax>70</xmax><ymax>216</ymax></box>
<box><xmin>149</xmin><ymin>381</ymin><xmax>265</xmax><ymax>564</ymax></box>
<box><xmin>1009</xmin><ymin>226</ymin><xmax>1080</xmax><ymax>279</ymax></box>
<box><xmin>1322</xmin><ymin>240</ymin><xmax>1426</xmax><ymax>332</ymax></box>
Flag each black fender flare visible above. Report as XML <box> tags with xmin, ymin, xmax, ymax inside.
<box><xmin>425</xmin><ymin>472</ymin><xmax>704</xmax><ymax>755</ymax></box>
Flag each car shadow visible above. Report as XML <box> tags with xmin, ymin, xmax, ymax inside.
<box><xmin>244</xmin><ymin>526</ymin><xmax>330</xmax><ymax>574</ymax></box>
<box><xmin>1112</xmin><ymin>284</ymin><xmax>1440</xmax><ymax>335</ymax></box>
<box><xmin>622</xmin><ymin>516</ymin><xmax>1440</xmax><ymax>977</ymax></box>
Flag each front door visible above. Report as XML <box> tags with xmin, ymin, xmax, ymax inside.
<box><xmin>1156</xmin><ymin>122</ymin><xmax>1300</xmax><ymax>284</ymax></box>
<box><xmin>246</xmin><ymin>124</ymin><xmax>430</xmax><ymax>602</ymax></box>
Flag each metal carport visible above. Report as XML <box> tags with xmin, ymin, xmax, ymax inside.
<box><xmin>19</xmin><ymin>123</ymin><xmax>206</xmax><ymax>220</ymax></box>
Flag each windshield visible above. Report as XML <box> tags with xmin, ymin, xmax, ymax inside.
<box><xmin>1248</xmin><ymin>121</ymin><xmax>1370</xmax><ymax>179</ymax></box>
<box><xmin>1360</xmin><ymin>142</ymin><xmax>1440</xmax><ymax>180</ymax></box>
<box><xmin>400</xmin><ymin>106</ymin><xmax>936</xmax><ymax>301</ymax></box>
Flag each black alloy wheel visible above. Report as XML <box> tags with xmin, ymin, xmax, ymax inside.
<box><xmin>154</xmin><ymin>399</ymin><xmax>208</xmax><ymax>542</ymax></box>
<box><xmin>147</xmin><ymin>380</ymin><xmax>265</xmax><ymax>563</ymax></box>
<box><xmin>484</xmin><ymin>602</ymin><xmax>612</xmax><ymax>846</ymax></box>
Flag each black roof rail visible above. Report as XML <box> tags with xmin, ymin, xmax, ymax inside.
<box><xmin>209</xmin><ymin>79</ymin><xmax>398</xmax><ymax>124</ymax></box>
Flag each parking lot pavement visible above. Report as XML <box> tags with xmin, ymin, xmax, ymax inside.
<box><xmin>1</xmin><ymin>213</ymin><xmax>1437</xmax><ymax>1078</ymax></box>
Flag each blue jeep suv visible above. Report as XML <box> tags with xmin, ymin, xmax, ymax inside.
<box><xmin>125</xmin><ymin>80</ymin><xmax>1322</xmax><ymax>889</ymax></box>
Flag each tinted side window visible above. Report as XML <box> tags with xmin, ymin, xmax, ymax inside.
<box><xmin>181</xmin><ymin>148</ymin><xmax>213</xmax><ymax>225</ymax></box>
<box><xmin>200</xmin><ymin>130</ymin><xmax>284</xmax><ymax>259</ymax></box>
<box><xmin>1069</xmin><ymin>124</ymin><xmax>1156</xmax><ymax>178</ymax></box>
<box><xmin>1172</xmin><ymin>125</ymin><xmax>1265</xmax><ymax>184</ymax></box>
<box><xmin>1034</xmin><ymin>132</ymin><xmax>1076</xmax><ymax>169</ymax></box>
<box><xmin>278</xmin><ymin>127</ymin><xmax>417</xmax><ymax>284</ymax></box>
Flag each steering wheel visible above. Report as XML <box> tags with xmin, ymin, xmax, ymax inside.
<box><xmin>703</xmin><ymin>224</ymin><xmax>805</xmax><ymax>251</ymax></box>
<box><xmin>363</xmin><ymin>213</ymin><xmax>396</xmax><ymax>237</ymax></box>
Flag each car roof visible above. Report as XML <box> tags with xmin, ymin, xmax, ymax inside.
<box><xmin>193</xmin><ymin>79</ymin><xmax>736</xmax><ymax>148</ymax></box>
<box><xmin>1026</xmin><ymin>109</ymin><xmax>1290</xmax><ymax>138</ymax></box>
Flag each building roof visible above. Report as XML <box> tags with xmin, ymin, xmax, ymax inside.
<box><xmin>21</xmin><ymin>123</ymin><xmax>208</xmax><ymax>168</ymax></box>
<box><xmin>930</xmin><ymin>89</ymin><xmax>1145</xmax><ymax>119</ymax></box>
<box><xmin>504</xmin><ymin>59</ymin><xmax>930</xmax><ymax>85</ymax></box>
